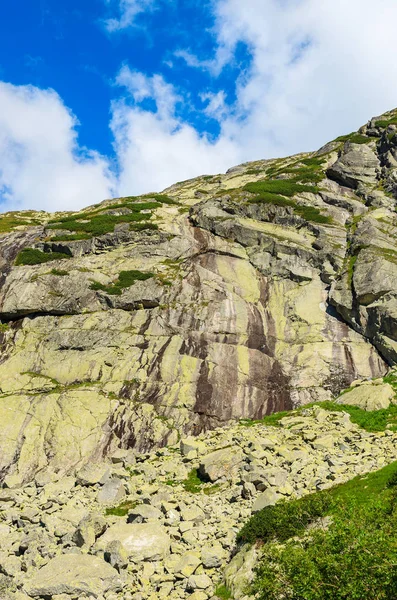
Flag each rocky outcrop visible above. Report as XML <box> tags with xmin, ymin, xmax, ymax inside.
<box><xmin>0</xmin><ymin>109</ymin><xmax>397</xmax><ymax>483</ymax></box>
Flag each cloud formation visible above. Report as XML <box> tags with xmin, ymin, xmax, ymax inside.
<box><xmin>0</xmin><ymin>82</ymin><xmax>114</xmax><ymax>212</ymax></box>
<box><xmin>2</xmin><ymin>0</ymin><xmax>397</xmax><ymax>211</ymax></box>
<box><xmin>103</xmin><ymin>0</ymin><xmax>155</xmax><ymax>32</ymax></box>
<box><xmin>111</xmin><ymin>67</ymin><xmax>239</xmax><ymax>195</ymax></box>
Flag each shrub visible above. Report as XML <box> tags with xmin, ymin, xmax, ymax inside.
<box><xmin>294</xmin><ymin>205</ymin><xmax>333</xmax><ymax>224</ymax></box>
<box><xmin>251</xmin><ymin>498</ymin><xmax>397</xmax><ymax>600</ymax></box>
<box><xmin>237</xmin><ymin>491</ymin><xmax>332</xmax><ymax>546</ymax></box>
<box><xmin>15</xmin><ymin>248</ymin><xmax>71</xmax><ymax>266</ymax></box>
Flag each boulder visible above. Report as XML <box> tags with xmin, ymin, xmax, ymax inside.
<box><xmin>336</xmin><ymin>382</ymin><xmax>395</xmax><ymax>411</ymax></box>
<box><xmin>24</xmin><ymin>554</ymin><xmax>122</xmax><ymax>597</ymax></box>
<box><xmin>251</xmin><ymin>489</ymin><xmax>282</xmax><ymax>513</ymax></box>
<box><xmin>96</xmin><ymin>478</ymin><xmax>126</xmax><ymax>505</ymax></box>
<box><xmin>199</xmin><ymin>447</ymin><xmax>244</xmax><ymax>482</ymax></box>
<box><xmin>96</xmin><ymin>523</ymin><xmax>170</xmax><ymax>562</ymax></box>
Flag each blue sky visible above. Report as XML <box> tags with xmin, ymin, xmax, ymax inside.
<box><xmin>1</xmin><ymin>0</ymin><xmax>397</xmax><ymax>212</ymax></box>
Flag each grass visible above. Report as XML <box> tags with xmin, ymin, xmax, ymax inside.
<box><xmin>247</xmin><ymin>193</ymin><xmax>295</xmax><ymax>208</ymax></box>
<box><xmin>0</xmin><ymin>215</ymin><xmax>40</xmax><ymax>233</ymax></box>
<box><xmin>50</xmin><ymin>233</ymin><xmax>92</xmax><ymax>241</ymax></box>
<box><xmin>247</xmin><ymin>461</ymin><xmax>397</xmax><ymax>600</ymax></box>
<box><xmin>375</xmin><ymin>116</ymin><xmax>397</xmax><ymax>128</ymax></box>
<box><xmin>294</xmin><ymin>205</ymin><xmax>333</xmax><ymax>224</ymax></box>
<box><xmin>347</xmin><ymin>254</ymin><xmax>358</xmax><ymax>285</ymax></box>
<box><xmin>90</xmin><ymin>269</ymin><xmax>154</xmax><ymax>295</ymax></box>
<box><xmin>182</xmin><ymin>468</ymin><xmax>204</xmax><ymax>493</ymax></box>
<box><xmin>334</xmin><ymin>132</ymin><xmax>375</xmax><ymax>144</ymax></box>
<box><xmin>239</xmin><ymin>376</ymin><xmax>397</xmax><ymax>433</ymax></box>
<box><xmin>105</xmin><ymin>500</ymin><xmax>139</xmax><ymax>517</ymax></box>
<box><xmin>0</xmin><ymin>323</ymin><xmax>9</xmax><ymax>333</ymax></box>
<box><xmin>15</xmin><ymin>248</ymin><xmax>71</xmax><ymax>266</ymax></box>
<box><xmin>244</xmin><ymin>180</ymin><xmax>320</xmax><ymax>197</ymax></box>
<box><xmin>51</xmin><ymin>268</ymin><xmax>68</xmax><ymax>276</ymax></box>
<box><xmin>215</xmin><ymin>584</ymin><xmax>232</xmax><ymax>599</ymax></box>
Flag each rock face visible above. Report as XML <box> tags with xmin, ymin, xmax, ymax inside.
<box><xmin>0</xmin><ymin>109</ymin><xmax>397</xmax><ymax>483</ymax></box>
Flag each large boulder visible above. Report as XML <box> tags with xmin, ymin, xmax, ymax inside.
<box><xmin>199</xmin><ymin>447</ymin><xmax>244</xmax><ymax>482</ymax></box>
<box><xmin>336</xmin><ymin>382</ymin><xmax>395</xmax><ymax>411</ymax></box>
<box><xmin>24</xmin><ymin>554</ymin><xmax>122</xmax><ymax>597</ymax></box>
<box><xmin>96</xmin><ymin>523</ymin><xmax>170</xmax><ymax>562</ymax></box>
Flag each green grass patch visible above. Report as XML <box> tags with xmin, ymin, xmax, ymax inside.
<box><xmin>15</xmin><ymin>248</ymin><xmax>71</xmax><ymax>266</ymax></box>
<box><xmin>105</xmin><ymin>501</ymin><xmax>139</xmax><ymax>517</ymax></box>
<box><xmin>294</xmin><ymin>205</ymin><xmax>333</xmax><ymax>224</ymax></box>
<box><xmin>375</xmin><ymin>116</ymin><xmax>397</xmax><ymax>128</ymax></box>
<box><xmin>239</xmin><ymin>395</ymin><xmax>397</xmax><ymax>433</ymax></box>
<box><xmin>334</xmin><ymin>132</ymin><xmax>375</xmax><ymax>145</ymax></box>
<box><xmin>51</xmin><ymin>269</ymin><xmax>68</xmax><ymax>276</ymax></box>
<box><xmin>238</xmin><ymin>489</ymin><xmax>332</xmax><ymax>545</ymax></box>
<box><xmin>0</xmin><ymin>215</ymin><xmax>40</xmax><ymax>233</ymax></box>
<box><xmin>0</xmin><ymin>323</ymin><xmax>9</xmax><ymax>333</ymax></box>
<box><xmin>215</xmin><ymin>584</ymin><xmax>232</xmax><ymax>599</ymax></box>
<box><xmin>90</xmin><ymin>269</ymin><xmax>154</xmax><ymax>295</ymax></box>
<box><xmin>247</xmin><ymin>193</ymin><xmax>295</xmax><ymax>208</ymax></box>
<box><xmin>182</xmin><ymin>468</ymin><xmax>205</xmax><ymax>493</ymax></box>
<box><xmin>244</xmin><ymin>180</ymin><xmax>320</xmax><ymax>197</ymax></box>
<box><xmin>249</xmin><ymin>461</ymin><xmax>397</xmax><ymax>600</ymax></box>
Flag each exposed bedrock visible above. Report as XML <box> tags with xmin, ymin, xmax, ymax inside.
<box><xmin>1</xmin><ymin>108</ymin><xmax>397</xmax><ymax>482</ymax></box>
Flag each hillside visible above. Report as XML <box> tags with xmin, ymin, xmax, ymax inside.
<box><xmin>1</xmin><ymin>108</ymin><xmax>397</xmax><ymax>598</ymax></box>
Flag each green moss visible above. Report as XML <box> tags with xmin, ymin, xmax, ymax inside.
<box><xmin>347</xmin><ymin>254</ymin><xmax>358</xmax><ymax>285</ymax></box>
<box><xmin>0</xmin><ymin>323</ymin><xmax>9</xmax><ymax>333</ymax></box>
<box><xmin>15</xmin><ymin>248</ymin><xmax>71</xmax><ymax>266</ymax></box>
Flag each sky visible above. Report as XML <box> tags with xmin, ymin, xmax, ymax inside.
<box><xmin>1</xmin><ymin>0</ymin><xmax>397</xmax><ymax>212</ymax></box>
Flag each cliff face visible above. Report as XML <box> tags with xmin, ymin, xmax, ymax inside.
<box><xmin>0</xmin><ymin>109</ymin><xmax>397</xmax><ymax>484</ymax></box>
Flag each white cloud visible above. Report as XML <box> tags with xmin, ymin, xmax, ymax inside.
<box><xmin>2</xmin><ymin>0</ymin><xmax>397</xmax><ymax>213</ymax></box>
<box><xmin>203</xmin><ymin>0</ymin><xmax>397</xmax><ymax>157</ymax></box>
<box><xmin>0</xmin><ymin>82</ymin><xmax>114</xmax><ymax>212</ymax></box>
<box><xmin>103</xmin><ymin>0</ymin><xmax>155</xmax><ymax>32</ymax></box>
<box><xmin>107</xmin><ymin>0</ymin><xmax>397</xmax><ymax>198</ymax></box>
<box><xmin>111</xmin><ymin>67</ymin><xmax>239</xmax><ymax>195</ymax></box>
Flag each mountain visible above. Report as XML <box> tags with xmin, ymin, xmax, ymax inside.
<box><xmin>1</xmin><ymin>108</ymin><xmax>397</xmax><ymax>599</ymax></box>
<box><xmin>1</xmin><ymin>109</ymin><xmax>397</xmax><ymax>486</ymax></box>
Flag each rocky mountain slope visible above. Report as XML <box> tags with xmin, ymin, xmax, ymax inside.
<box><xmin>1</xmin><ymin>108</ymin><xmax>397</xmax><ymax>488</ymax></box>
<box><xmin>2</xmin><ymin>401</ymin><xmax>397</xmax><ymax>600</ymax></box>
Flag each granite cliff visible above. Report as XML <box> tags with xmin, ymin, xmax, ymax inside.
<box><xmin>1</xmin><ymin>108</ymin><xmax>397</xmax><ymax>486</ymax></box>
